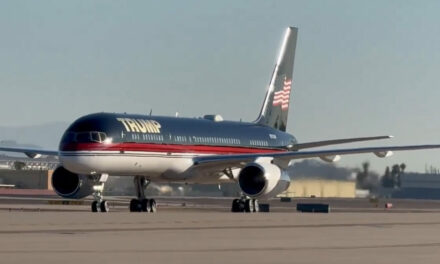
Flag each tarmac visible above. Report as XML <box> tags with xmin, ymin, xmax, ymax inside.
<box><xmin>1</xmin><ymin>195</ymin><xmax>440</xmax><ymax>264</ymax></box>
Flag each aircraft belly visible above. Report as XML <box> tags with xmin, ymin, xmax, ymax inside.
<box><xmin>60</xmin><ymin>151</ymin><xmax>194</xmax><ymax>179</ymax></box>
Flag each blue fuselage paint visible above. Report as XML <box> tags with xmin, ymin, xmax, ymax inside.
<box><xmin>59</xmin><ymin>113</ymin><xmax>297</xmax><ymax>152</ymax></box>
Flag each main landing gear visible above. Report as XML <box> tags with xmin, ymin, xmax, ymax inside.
<box><xmin>91</xmin><ymin>200</ymin><xmax>109</xmax><ymax>213</ymax></box>
<box><xmin>231</xmin><ymin>196</ymin><xmax>260</xmax><ymax>213</ymax></box>
<box><xmin>91</xmin><ymin>174</ymin><xmax>110</xmax><ymax>213</ymax></box>
<box><xmin>129</xmin><ymin>176</ymin><xmax>157</xmax><ymax>213</ymax></box>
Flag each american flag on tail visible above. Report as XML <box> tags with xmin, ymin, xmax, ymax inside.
<box><xmin>272</xmin><ymin>77</ymin><xmax>292</xmax><ymax>111</ymax></box>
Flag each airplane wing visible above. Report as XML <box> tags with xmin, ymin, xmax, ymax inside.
<box><xmin>192</xmin><ymin>144</ymin><xmax>440</xmax><ymax>172</ymax></box>
<box><xmin>292</xmin><ymin>135</ymin><xmax>392</xmax><ymax>150</ymax></box>
<box><xmin>0</xmin><ymin>147</ymin><xmax>58</xmax><ymax>158</ymax></box>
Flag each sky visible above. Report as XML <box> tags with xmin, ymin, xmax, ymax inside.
<box><xmin>0</xmin><ymin>0</ymin><xmax>440</xmax><ymax>173</ymax></box>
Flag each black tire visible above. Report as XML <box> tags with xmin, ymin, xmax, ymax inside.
<box><xmin>252</xmin><ymin>199</ymin><xmax>259</xmax><ymax>213</ymax></box>
<box><xmin>91</xmin><ymin>201</ymin><xmax>99</xmax><ymax>213</ymax></box>
<box><xmin>130</xmin><ymin>199</ymin><xmax>142</xmax><ymax>212</ymax></box>
<box><xmin>100</xmin><ymin>200</ymin><xmax>109</xmax><ymax>213</ymax></box>
<box><xmin>244</xmin><ymin>199</ymin><xmax>254</xmax><ymax>213</ymax></box>
<box><xmin>141</xmin><ymin>199</ymin><xmax>151</xmax><ymax>212</ymax></box>
<box><xmin>149</xmin><ymin>199</ymin><xmax>157</xmax><ymax>213</ymax></box>
<box><xmin>231</xmin><ymin>199</ymin><xmax>240</xmax><ymax>212</ymax></box>
<box><xmin>238</xmin><ymin>200</ymin><xmax>246</xmax><ymax>212</ymax></box>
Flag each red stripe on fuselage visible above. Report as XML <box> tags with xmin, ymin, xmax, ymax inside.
<box><xmin>61</xmin><ymin>143</ymin><xmax>286</xmax><ymax>154</ymax></box>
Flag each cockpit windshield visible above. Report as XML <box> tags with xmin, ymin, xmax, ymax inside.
<box><xmin>62</xmin><ymin>131</ymin><xmax>108</xmax><ymax>143</ymax></box>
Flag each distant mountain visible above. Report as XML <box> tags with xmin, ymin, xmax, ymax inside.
<box><xmin>0</xmin><ymin>122</ymin><xmax>69</xmax><ymax>150</ymax></box>
<box><xmin>0</xmin><ymin>140</ymin><xmax>41</xmax><ymax>149</ymax></box>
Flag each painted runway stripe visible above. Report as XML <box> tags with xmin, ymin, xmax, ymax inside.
<box><xmin>2</xmin><ymin>221</ymin><xmax>440</xmax><ymax>235</ymax></box>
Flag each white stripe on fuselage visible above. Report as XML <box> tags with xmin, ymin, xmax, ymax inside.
<box><xmin>59</xmin><ymin>151</ymin><xmax>211</xmax><ymax>182</ymax></box>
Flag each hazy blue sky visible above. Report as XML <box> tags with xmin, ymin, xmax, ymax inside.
<box><xmin>1</xmin><ymin>0</ymin><xmax>440</xmax><ymax>173</ymax></box>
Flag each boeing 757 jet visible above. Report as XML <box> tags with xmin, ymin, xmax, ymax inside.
<box><xmin>1</xmin><ymin>27</ymin><xmax>439</xmax><ymax>213</ymax></box>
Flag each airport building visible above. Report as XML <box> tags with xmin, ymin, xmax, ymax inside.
<box><xmin>0</xmin><ymin>155</ymin><xmax>58</xmax><ymax>171</ymax></box>
<box><xmin>0</xmin><ymin>169</ymin><xmax>53</xmax><ymax>189</ymax></box>
<box><xmin>278</xmin><ymin>160</ymin><xmax>356</xmax><ymax>198</ymax></box>
<box><xmin>279</xmin><ymin>179</ymin><xmax>356</xmax><ymax>198</ymax></box>
<box><xmin>393</xmin><ymin>172</ymin><xmax>440</xmax><ymax>199</ymax></box>
<box><xmin>0</xmin><ymin>155</ymin><xmax>57</xmax><ymax>190</ymax></box>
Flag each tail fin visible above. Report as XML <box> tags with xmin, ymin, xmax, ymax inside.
<box><xmin>255</xmin><ymin>27</ymin><xmax>298</xmax><ymax>132</ymax></box>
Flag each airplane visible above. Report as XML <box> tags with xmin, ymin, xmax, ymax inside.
<box><xmin>1</xmin><ymin>26</ymin><xmax>440</xmax><ymax>213</ymax></box>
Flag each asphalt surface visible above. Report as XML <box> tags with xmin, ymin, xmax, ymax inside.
<box><xmin>1</xmin><ymin>195</ymin><xmax>440</xmax><ymax>263</ymax></box>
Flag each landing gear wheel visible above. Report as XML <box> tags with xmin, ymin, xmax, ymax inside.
<box><xmin>100</xmin><ymin>200</ymin><xmax>109</xmax><ymax>213</ymax></box>
<box><xmin>244</xmin><ymin>199</ymin><xmax>254</xmax><ymax>213</ymax></box>
<box><xmin>130</xmin><ymin>199</ymin><xmax>142</xmax><ymax>212</ymax></box>
<box><xmin>91</xmin><ymin>201</ymin><xmax>100</xmax><ymax>213</ymax></box>
<box><xmin>252</xmin><ymin>199</ymin><xmax>259</xmax><ymax>213</ymax></box>
<box><xmin>149</xmin><ymin>199</ymin><xmax>157</xmax><ymax>213</ymax></box>
<box><xmin>132</xmin><ymin>176</ymin><xmax>157</xmax><ymax>213</ymax></box>
<box><xmin>141</xmin><ymin>199</ymin><xmax>151</xmax><ymax>212</ymax></box>
<box><xmin>239</xmin><ymin>200</ymin><xmax>246</xmax><ymax>212</ymax></box>
<box><xmin>231</xmin><ymin>199</ymin><xmax>241</xmax><ymax>212</ymax></box>
<box><xmin>231</xmin><ymin>198</ymin><xmax>261</xmax><ymax>213</ymax></box>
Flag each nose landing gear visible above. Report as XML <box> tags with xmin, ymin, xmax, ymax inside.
<box><xmin>130</xmin><ymin>176</ymin><xmax>157</xmax><ymax>213</ymax></box>
<box><xmin>91</xmin><ymin>200</ymin><xmax>109</xmax><ymax>213</ymax></box>
<box><xmin>91</xmin><ymin>174</ymin><xmax>110</xmax><ymax>213</ymax></box>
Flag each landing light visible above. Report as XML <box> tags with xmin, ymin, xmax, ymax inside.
<box><xmin>103</xmin><ymin>137</ymin><xmax>113</xmax><ymax>144</ymax></box>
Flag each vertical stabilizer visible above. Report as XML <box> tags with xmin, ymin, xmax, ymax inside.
<box><xmin>255</xmin><ymin>27</ymin><xmax>298</xmax><ymax>132</ymax></box>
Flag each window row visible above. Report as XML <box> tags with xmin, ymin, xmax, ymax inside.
<box><xmin>192</xmin><ymin>136</ymin><xmax>241</xmax><ymax>145</ymax></box>
<box><xmin>174</xmin><ymin>135</ymin><xmax>188</xmax><ymax>142</ymax></box>
<box><xmin>250</xmin><ymin>139</ymin><xmax>269</xmax><ymax>147</ymax></box>
<box><xmin>131</xmin><ymin>133</ymin><xmax>164</xmax><ymax>142</ymax></box>
<box><xmin>140</xmin><ymin>134</ymin><xmax>164</xmax><ymax>141</ymax></box>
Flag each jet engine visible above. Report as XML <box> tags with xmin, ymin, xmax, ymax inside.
<box><xmin>238</xmin><ymin>162</ymin><xmax>290</xmax><ymax>200</ymax></box>
<box><xmin>51</xmin><ymin>166</ymin><xmax>95</xmax><ymax>199</ymax></box>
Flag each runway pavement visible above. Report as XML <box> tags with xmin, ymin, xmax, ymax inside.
<box><xmin>1</xmin><ymin>196</ymin><xmax>440</xmax><ymax>264</ymax></box>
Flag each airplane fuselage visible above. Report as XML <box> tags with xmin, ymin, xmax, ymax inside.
<box><xmin>59</xmin><ymin>113</ymin><xmax>296</xmax><ymax>182</ymax></box>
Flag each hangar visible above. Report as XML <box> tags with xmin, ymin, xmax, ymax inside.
<box><xmin>280</xmin><ymin>179</ymin><xmax>356</xmax><ymax>198</ymax></box>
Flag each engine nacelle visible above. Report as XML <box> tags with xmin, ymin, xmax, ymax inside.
<box><xmin>51</xmin><ymin>166</ymin><xmax>94</xmax><ymax>199</ymax></box>
<box><xmin>238</xmin><ymin>162</ymin><xmax>290</xmax><ymax>200</ymax></box>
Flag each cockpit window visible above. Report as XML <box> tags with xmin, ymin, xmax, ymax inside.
<box><xmin>99</xmin><ymin>132</ymin><xmax>107</xmax><ymax>142</ymax></box>
<box><xmin>90</xmin><ymin>132</ymin><xmax>107</xmax><ymax>143</ymax></box>
<box><xmin>63</xmin><ymin>131</ymin><xmax>108</xmax><ymax>143</ymax></box>
<box><xmin>90</xmin><ymin>132</ymin><xmax>100</xmax><ymax>143</ymax></box>
<box><xmin>76</xmin><ymin>132</ymin><xmax>91</xmax><ymax>143</ymax></box>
